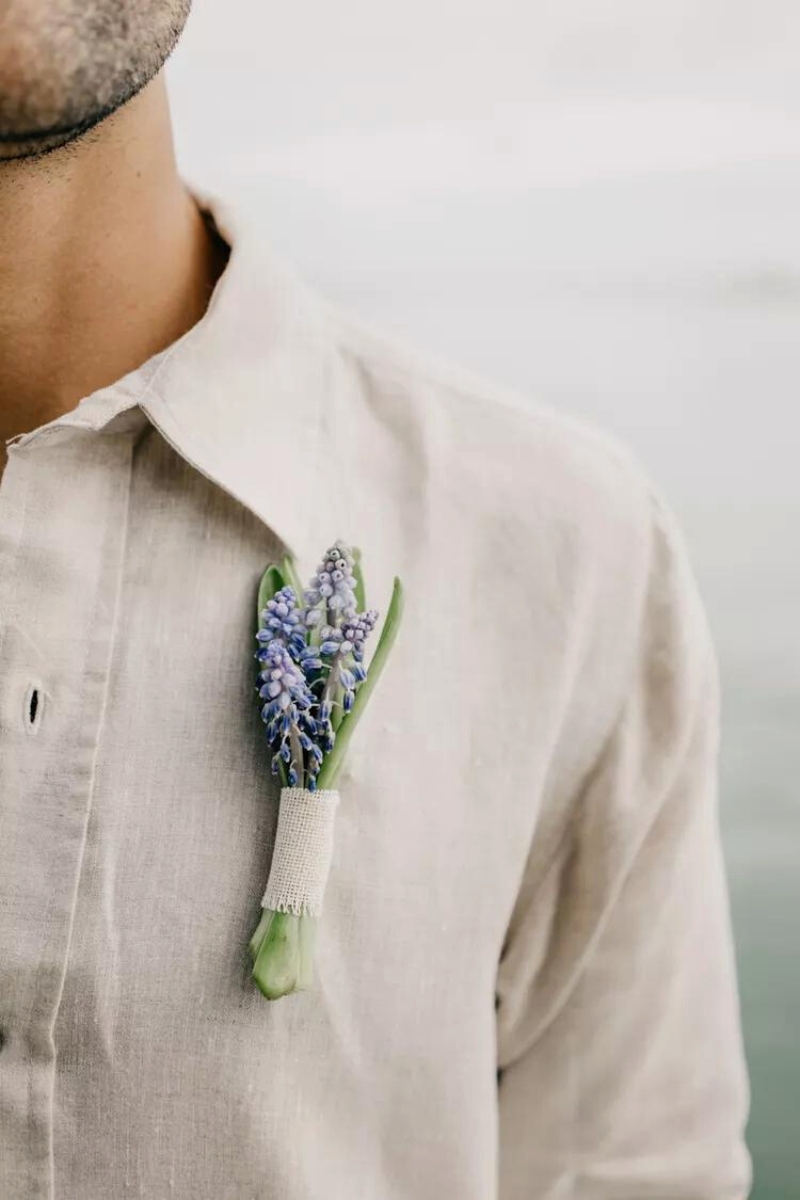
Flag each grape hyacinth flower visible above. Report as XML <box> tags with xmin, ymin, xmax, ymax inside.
<box><xmin>315</xmin><ymin>609</ymin><xmax>380</xmax><ymax>750</ymax></box>
<box><xmin>255</xmin><ymin>638</ymin><xmax>322</xmax><ymax>788</ymax></box>
<box><xmin>303</xmin><ymin>541</ymin><xmax>359</xmax><ymax>622</ymax></box>
<box><xmin>248</xmin><ymin>540</ymin><xmax>404</xmax><ymax>1001</ymax></box>
<box><xmin>258</xmin><ymin>585</ymin><xmax>308</xmax><ymax>658</ymax></box>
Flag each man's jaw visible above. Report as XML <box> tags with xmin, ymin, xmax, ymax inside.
<box><xmin>0</xmin><ymin>105</ymin><xmax>118</xmax><ymax>162</ymax></box>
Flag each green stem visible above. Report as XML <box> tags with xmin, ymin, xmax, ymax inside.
<box><xmin>249</xmin><ymin>908</ymin><xmax>318</xmax><ymax>999</ymax></box>
<box><xmin>252</xmin><ymin>910</ymin><xmax>301</xmax><ymax>1000</ymax></box>
<box><xmin>248</xmin><ymin>907</ymin><xmax>272</xmax><ymax>960</ymax></box>
<box><xmin>330</xmin><ymin>679</ymin><xmax>345</xmax><ymax>732</ymax></box>
<box><xmin>289</xmin><ymin>727</ymin><xmax>305</xmax><ymax>789</ymax></box>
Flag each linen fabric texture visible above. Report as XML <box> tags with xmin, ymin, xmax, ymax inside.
<box><xmin>0</xmin><ymin>187</ymin><xmax>751</xmax><ymax>1198</ymax></box>
<box><xmin>261</xmin><ymin>787</ymin><xmax>340</xmax><ymax>916</ymax></box>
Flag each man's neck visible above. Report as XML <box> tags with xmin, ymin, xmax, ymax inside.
<box><xmin>0</xmin><ymin>75</ymin><xmax>229</xmax><ymax>479</ymax></box>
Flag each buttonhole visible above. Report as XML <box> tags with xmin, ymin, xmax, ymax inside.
<box><xmin>23</xmin><ymin>682</ymin><xmax>44</xmax><ymax>734</ymax></box>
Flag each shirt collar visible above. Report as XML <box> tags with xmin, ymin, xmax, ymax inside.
<box><xmin>132</xmin><ymin>185</ymin><xmax>337</xmax><ymax>564</ymax></box>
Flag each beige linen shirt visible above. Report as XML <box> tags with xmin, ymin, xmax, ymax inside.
<box><xmin>0</xmin><ymin>189</ymin><xmax>751</xmax><ymax>1199</ymax></box>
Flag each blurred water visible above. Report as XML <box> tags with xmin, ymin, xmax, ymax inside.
<box><xmin>174</xmin><ymin>80</ymin><xmax>800</xmax><ymax>1191</ymax></box>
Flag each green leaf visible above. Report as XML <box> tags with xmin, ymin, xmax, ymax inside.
<box><xmin>316</xmin><ymin>575</ymin><xmax>404</xmax><ymax>790</ymax></box>
<box><xmin>256</xmin><ymin>564</ymin><xmax>286</xmax><ymax>628</ymax></box>
<box><xmin>280</xmin><ymin>553</ymin><xmax>304</xmax><ymax>600</ymax></box>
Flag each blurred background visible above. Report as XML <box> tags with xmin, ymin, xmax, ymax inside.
<box><xmin>167</xmin><ymin>3</ymin><xmax>799</xmax><ymax>1193</ymax></box>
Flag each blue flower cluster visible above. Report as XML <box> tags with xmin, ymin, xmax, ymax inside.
<box><xmin>254</xmin><ymin>542</ymin><xmax>379</xmax><ymax>790</ymax></box>
<box><xmin>255</xmin><ymin>640</ymin><xmax>321</xmax><ymax>787</ymax></box>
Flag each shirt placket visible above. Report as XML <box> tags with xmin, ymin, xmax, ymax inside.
<box><xmin>0</xmin><ymin>422</ymin><xmax>134</xmax><ymax>1200</ymax></box>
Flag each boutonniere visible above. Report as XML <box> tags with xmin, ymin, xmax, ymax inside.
<box><xmin>248</xmin><ymin>539</ymin><xmax>403</xmax><ymax>1000</ymax></box>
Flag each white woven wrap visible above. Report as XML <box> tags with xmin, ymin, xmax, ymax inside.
<box><xmin>261</xmin><ymin>786</ymin><xmax>340</xmax><ymax>917</ymax></box>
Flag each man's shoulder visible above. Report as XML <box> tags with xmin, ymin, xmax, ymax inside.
<box><xmin>321</xmin><ymin>298</ymin><xmax>656</xmax><ymax>571</ymax></box>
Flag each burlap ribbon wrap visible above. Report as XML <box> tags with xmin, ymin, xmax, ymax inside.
<box><xmin>261</xmin><ymin>786</ymin><xmax>340</xmax><ymax>917</ymax></box>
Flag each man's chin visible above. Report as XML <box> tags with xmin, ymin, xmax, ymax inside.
<box><xmin>0</xmin><ymin>129</ymin><xmax>79</xmax><ymax>162</ymax></box>
<box><xmin>0</xmin><ymin>105</ymin><xmax>117</xmax><ymax>162</ymax></box>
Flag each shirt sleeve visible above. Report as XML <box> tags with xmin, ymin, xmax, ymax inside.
<box><xmin>495</xmin><ymin>486</ymin><xmax>752</xmax><ymax>1199</ymax></box>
